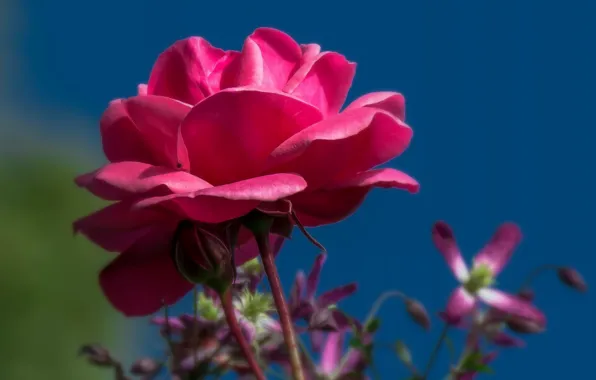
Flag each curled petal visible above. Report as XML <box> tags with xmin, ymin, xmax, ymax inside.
<box><xmin>230</xmin><ymin>27</ymin><xmax>302</xmax><ymax>88</ymax></box>
<box><xmin>147</xmin><ymin>37</ymin><xmax>227</xmax><ymax>103</ymax></box>
<box><xmin>345</xmin><ymin>91</ymin><xmax>406</xmax><ymax>120</ymax></box>
<box><xmin>320</xmin><ymin>332</ymin><xmax>344</xmax><ymax>374</ymax></box>
<box><xmin>136</xmin><ymin>173</ymin><xmax>308</xmax><ymax>223</ymax></box>
<box><xmin>75</xmin><ymin>162</ymin><xmax>211</xmax><ymax>201</ymax></box>
<box><xmin>180</xmin><ymin>87</ymin><xmax>322</xmax><ymax>184</ymax></box>
<box><xmin>300</xmin><ymin>44</ymin><xmax>321</xmax><ymax>61</ymax></box>
<box><xmin>267</xmin><ymin>107</ymin><xmax>412</xmax><ymax>187</ymax></box>
<box><xmin>100</xmin><ymin>95</ymin><xmax>191</xmax><ymax>168</ymax></box>
<box><xmin>317</xmin><ymin>283</ymin><xmax>358</xmax><ymax>308</ymax></box>
<box><xmin>306</xmin><ymin>254</ymin><xmax>327</xmax><ymax>299</ymax></box>
<box><xmin>291</xmin><ymin>168</ymin><xmax>418</xmax><ymax>227</ymax></box>
<box><xmin>478</xmin><ymin>288</ymin><xmax>546</xmax><ymax>325</ymax></box>
<box><xmin>473</xmin><ymin>222</ymin><xmax>522</xmax><ymax>276</ymax></box>
<box><xmin>137</xmin><ymin>84</ymin><xmax>148</xmax><ymax>95</ymax></box>
<box><xmin>443</xmin><ymin>287</ymin><xmax>476</xmax><ymax>323</ymax></box>
<box><xmin>73</xmin><ymin>201</ymin><xmax>174</xmax><ymax>252</ymax></box>
<box><xmin>284</xmin><ymin>52</ymin><xmax>356</xmax><ymax>115</ymax></box>
<box><xmin>432</xmin><ymin>221</ymin><xmax>470</xmax><ymax>282</ymax></box>
<box><xmin>100</xmin><ymin>241</ymin><xmax>193</xmax><ymax>316</ymax></box>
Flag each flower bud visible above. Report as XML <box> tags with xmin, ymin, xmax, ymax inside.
<box><xmin>517</xmin><ymin>288</ymin><xmax>535</xmax><ymax>302</ymax></box>
<box><xmin>78</xmin><ymin>344</ymin><xmax>112</xmax><ymax>366</ymax></box>
<box><xmin>404</xmin><ymin>298</ymin><xmax>431</xmax><ymax>331</ymax></box>
<box><xmin>130</xmin><ymin>358</ymin><xmax>160</xmax><ymax>375</ymax></box>
<box><xmin>171</xmin><ymin>221</ymin><xmax>236</xmax><ymax>294</ymax></box>
<box><xmin>506</xmin><ymin>316</ymin><xmax>545</xmax><ymax>334</ymax></box>
<box><xmin>557</xmin><ymin>267</ymin><xmax>587</xmax><ymax>293</ymax></box>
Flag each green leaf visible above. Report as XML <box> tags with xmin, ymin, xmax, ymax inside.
<box><xmin>364</xmin><ymin>318</ymin><xmax>381</xmax><ymax>334</ymax></box>
<box><xmin>395</xmin><ymin>340</ymin><xmax>412</xmax><ymax>365</ymax></box>
<box><xmin>460</xmin><ymin>350</ymin><xmax>494</xmax><ymax>374</ymax></box>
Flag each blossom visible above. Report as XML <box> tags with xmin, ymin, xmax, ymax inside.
<box><xmin>301</xmin><ymin>332</ymin><xmax>368</xmax><ymax>380</ymax></box>
<box><xmin>74</xmin><ymin>27</ymin><xmax>418</xmax><ymax>316</ymax></box>
<box><xmin>289</xmin><ymin>253</ymin><xmax>358</xmax><ymax>350</ymax></box>
<box><xmin>432</xmin><ymin>221</ymin><xmax>546</xmax><ymax>326</ymax></box>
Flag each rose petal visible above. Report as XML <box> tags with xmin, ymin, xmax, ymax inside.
<box><xmin>73</xmin><ymin>201</ymin><xmax>175</xmax><ymax>252</ymax></box>
<box><xmin>345</xmin><ymin>91</ymin><xmax>406</xmax><ymax>120</ymax></box>
<box><xmin>306</xmin><ymin>254</ymin><xmax>327</xmax><ymax>299</ymax></box>
<box><xmin>266</xmin><ymin>107</ymin><xmax>412</xmax><ymax>187</ymax></box>
<box><xmin>320</xmin><ymin>332</ymin><xmax>344</xmax><ymax>374</ymax></box>
<box><xmin>147</xmin><ymin>37</ymin><xmax>227</xmax><ymax>103</ymax></box>
<box><xmin>478</xmin><ymin>288</ymin><xmax>546</xmax><ymax>325</ymax></box>
<box><xmin>136</xmin><ymin>173</ymin><xmax>308</xmax><ymax>223</ymax></box>
<box><xmin>100</xmin><ymin>95</ymin><xmax>191</xmax><ymax>169</ymax></box>
<box><xmin>75</xmin><ymin>162</ymin><xmax>212</xmax><ymax>201</ymax></box>
<box><xmin>300</xmin><ymin>44</ymin><xmax>321</xmax><ymax>62</ymax></box>
<box><xmin>473</xmin><ymin>222</ymin><xmax>522</xmax><ymax>276</ymax></box>
<box><xmin>179</xmin><ymin>87</ymin><xmax>322</xmax><ymax>184</ymax></box>
<box><xmin>99</xmin><ymin>237</ymin><xmax>193</xmax><ymax>317</ymax></box>
<box><xmin>284</xmin><ymin>52</ymin><xmax>356</xmax><ymax>115</ymax></box>
<box><xmin>443</xmin><ymin>287</ymin><xmax>476</xmax><ymax>323</ymax></box>
<box><xmin>291</xmin><ymin>168</ymin><xmax>418</xmax><ymax>226</ymax></box>
<box><xmin>317</xmin><ymin>283</ymin><xmax>357</xmax><ymax>308</ymax></box>
<box><xmin>137</xmin><ymin>84</ymin><xmax>148</xmax><ymax>95</ymax></box>
<box><xmin>229</xmin><ymin>27</ymin><xmax>302</xmax><ymax>88</ymax></box>
<box><xmin>432</xmin><ymin>221</ymin><xmax>470</xmax><ymax>282</ymax></box>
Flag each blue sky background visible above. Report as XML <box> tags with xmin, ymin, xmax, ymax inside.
<box><xmin>17</xmin><ymin>0</ymin><xmax>595</xmax><ymax>378</ymax></box>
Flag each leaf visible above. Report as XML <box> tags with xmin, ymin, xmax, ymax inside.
<box><xmin>460</xmin><ymin>350</ymin><xmax>494</xmax><ymax>374</ymax></box>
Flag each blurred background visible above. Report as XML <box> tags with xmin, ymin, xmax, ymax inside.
<box><xmin>1</xmin><ymin>0</ymin><xmax>594</xmax><ymax>379</ymax></box>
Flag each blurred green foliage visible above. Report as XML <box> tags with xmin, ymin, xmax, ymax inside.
<box><xmin>0</xmin><ymin>155</ymin><xmax>119</xmax><ymax>380</ymax></box>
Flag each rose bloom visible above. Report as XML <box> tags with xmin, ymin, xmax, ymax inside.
<box><xmin>74</xmin><ymin>27</ymin><xmax>418</xmax><ymax>316</ymax></box>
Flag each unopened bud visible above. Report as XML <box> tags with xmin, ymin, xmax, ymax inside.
<box><xmin>130</xmin><ymin>358</ymin><xmax>160</xmax><ymax>375</ymax></box>
<box><xmin>171</xmin><ymin>221</ymin><xmax>236</xmax><ymax>294</ymax></box>
<box><xmin>518</xmin><ymin>288</ymin><xmax>535</xmax><ymax>302</ymax></box>
<box><xmin>78</xmin><ymin>344</ymin><xmax>112</xmax><ymax>366</ymax></box>
<box><xmin>557</xmin><ymin>267</ymin><xmax>587</xmax><ymax>293</ymax></box>
<box><xmin>404</xmin><ymin>299</ymin><xmax>431</xmax><ymax>331</ymax></box>
<box><xmin>506</xmin><ymin>316</ymin><xmax>545</xmax><ymax>334</ymax></box>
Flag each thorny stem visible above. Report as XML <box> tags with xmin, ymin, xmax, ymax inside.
<box><xmin>218</xmin><ymin>289</ymin><xmax>266</xmax><ymax>380</ymax></box>
<box><xmin>256</xmin><ymin>232</ymin><xmax>305</xmax><ymax>380</ymax></box>
<box><xmin>422</xmin><ymin>323</ymin><xmax>450</xmax><ymax>379</ymax></box>
<box><xmin>332</xmin><ymin>290</ymin><xmax>408</xmax><ymax>379</ymax></box>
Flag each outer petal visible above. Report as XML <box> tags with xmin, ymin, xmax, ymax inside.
<box><xmin>306</xmin><ymin>253</ymin><xmax>327</xmax><ymax>299</ymax></box>
<box><xmin>179</xmin><ymin>87</ymin><xmax>322</xmax><ymax>185</ymax></box>
<box><xmin>291</xmin><ymin>168</ymin><xmax>418</xmax><ymax>226</ymax></box>
<box><xmin>75</xmin><ymin>162</ymin><xmax>212</xmax><ymax>201</ymax></box>
<box><xmin>300</xmin><ymin>44</ymin><xmax>321</xmax><ymax>61</ymax></box>
<box><xmin>432</xmin><ymin>221</ymin><xmax>470</xmax><ymax>282</ymax></box>
<box><xmin>99</xmin><ymin>233</ymin><xmax>193</xmax><ymax>316</ymax></box>
<box><xmin>147</xmin><ymin>37</ymin><xmax>227</xmax><ymax>103</ymax></box>
<box><xmin>443</xmin><ymin>287</ymin><xmax>476</xmax><ymax>323</ymax></box>
<box><xmin>478</xmin><ymin>288</ymin><xmax>546</xmax><ymax>325</ymax></box>
<box><xmin>227</xmin><ymin>28</ymin><xmax>302</xmax><ymax>89</ymax></box>
<box><xmin>473</xmin><ymin>222</ymin><xmax>522</xmax><ymax>276</ymax></box>
<box><xmin>100</xmin><ymin>95</ymin><xmax>191</xmax><ymax>168</ymax></box>
<box><xmin>345</xmin><ymin>91</ymin><xmax>406</xmax><ymax>121</ymax></box>
<box><xmin>284</xmin><ymin>52</ymin><xmax>356</xmax><ymax>115</ymax></box>
<box><xmin>135</xmin><ymin>173</ymin><xmax>308</xmax><ymax>223</ymax></box>
<box><xmin>317</xmin><ymin>283</ymin><xmax>358</xmax><ymax>308</ymax></box>
<box><xmin>266</xmin><ymin>107</ymin><xmax>412</xmax><ymax>187</ymax></box>
<box><xmin>73</xmin><ymin>201</ymin><xmax>175</xmax><ymax>252</ymax></box>
<box><xmin>320</xmin><ymin>332</ymin><xmax>344</xmax><ymax>374</ymax></box>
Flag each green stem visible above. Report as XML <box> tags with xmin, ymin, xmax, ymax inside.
<box><xmin>421</xmin><ymin>323</ymin><xmax>450</xmax><ymax>379</ymax></box>
<box><xmin>255</xmin><ymin>233</ymin><xmax>305</xmax><ymax>380</ymax></box>
<box><xmin>219</xmin><ymin>289</ymin><xmax>266</xmax><ymax>380</ymax></box>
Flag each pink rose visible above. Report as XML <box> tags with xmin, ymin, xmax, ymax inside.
<box><xmin>74</xmin><ymin>27</ymin><xmax>418</xmax><ymax>316</ymax></box>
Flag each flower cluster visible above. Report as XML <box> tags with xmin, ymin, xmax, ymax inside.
<box><xmin>74</xmin><ymin>27</ymin><xmax>587</xmax><ymax>379</ymax></box>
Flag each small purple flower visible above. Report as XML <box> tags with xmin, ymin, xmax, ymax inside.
<box><xmin>289</xmin><ymin>254</ymin><xmax>358</xmax><ymax>350</ymax></box>
<box><xmin>432</xmin><ymin>221</ymin><xmax>545</xmax><ymax>326</ymax></box>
